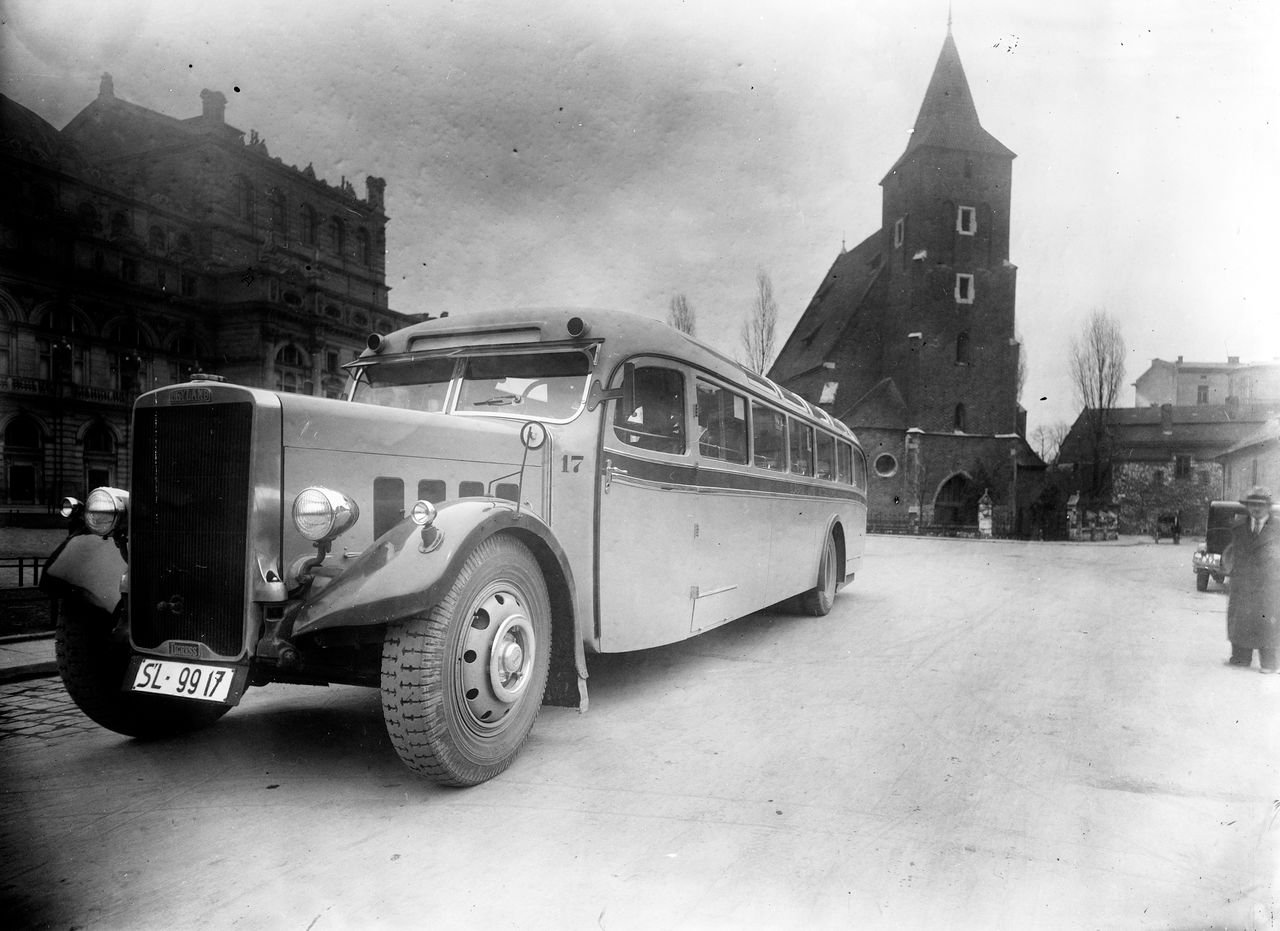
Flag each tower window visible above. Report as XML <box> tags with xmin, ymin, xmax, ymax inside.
<box><xmin>964</xmin><ymin>158</ymin><xmax>973</xmax><ymax>179</ymax></box>
<box><xmin>956</xmin><ymin>332</ymin><xmax>971</xmax><ymax>365</ymax></box>
<box><xmin>955</xmin><ymin>274</ymin><xmax>974</xmax><ymax>304</ymax></box>
<box><xmin>957</xmin><ymin>205</ymin><xmax>976</xmax><ymax>235</ymax></box>
<box><xmin>894</xmin><ymin>217</ymin><xmax>905</xmax><ymax>248</ymax></box>
<box><xmin>954</xmin><ymin>403</ymin><xmax>967</xmax><ymax>431</ymax></box>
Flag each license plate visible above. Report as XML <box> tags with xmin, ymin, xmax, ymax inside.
<box><xmin>131</xmin><ymin>659</ymin><xmax>234</xmax><ymax>703</ymax></box>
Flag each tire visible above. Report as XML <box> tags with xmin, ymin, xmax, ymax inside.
<box><xmin>381</xmin><ymin>535</ymin><xmax>551</xmax><ymax>786</ymax></box>
<box><xmin>800</xmin><ymin>531</ymin><xmax>840</xmax><ymax>617</ymax></box>
<box><xmin>1196</xmin><ymin>570</ymin><xmax>1209</xmax><ymax>592</ymax></box>
<box><xmin>55</xmin><ymin>597</ymin><xmax>230</xmax><ymax>738</ymax></box>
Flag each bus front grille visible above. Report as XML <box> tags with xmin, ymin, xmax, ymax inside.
<box><xmin>129</xmin><ymin>402</ymin><xmax>254</xmax><ymax>657</ymax></box>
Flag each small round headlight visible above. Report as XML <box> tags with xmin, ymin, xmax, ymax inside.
<box><xmin>292</xmin><ymin>486</ymin><xmax>360</xmax><ymax>542</ymax></box>
<box><xmin>409</xmin><ymin>500</ymin><xmax>437</xmax><ymax>527</ymax></box>
<box><xmin>58</xmin><ymin>496</ymin><xmax>83</xmax><ymax>520</ymax></box>
<box><xmin>84</xmin><ymin>487</ymin><xmax>129</xmax><ymax>537</ymax></box>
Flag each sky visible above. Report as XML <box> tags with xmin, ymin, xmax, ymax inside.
<box><xmin>2</xmin><ymin>0</ymin><xmax>1277</xmax><ymax>436</ymax></box>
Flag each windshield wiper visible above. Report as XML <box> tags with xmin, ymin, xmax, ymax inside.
<box><xmin>472</xmin><ymin>396</ymin><xmax>523</xmax><ymax>407</ymax></box>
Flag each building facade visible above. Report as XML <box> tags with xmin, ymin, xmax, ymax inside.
<box><xmin>1133</xmin><ymin>356</ymin><xmax>1280</xmax><ymax>409</ymax></box>
<box><xmin>768</xmin><ymin>28</ymin><xmax>1042</xmax><ymax>534</ymax></box>
<box><xmin>1</xmin><ymin>76</ymin><xmax>420</xmax><ymax>518</ymax></box>
<box><xmin>1058</xmin><ymin>402</ymin><xmax>1280</xmax><ymax>533</ymax></box>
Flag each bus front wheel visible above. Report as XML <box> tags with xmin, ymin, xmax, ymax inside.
<box><xmin>56</xmin><ymin>597</ymin><xmax>230</xmax><ymax>738</ymax></box>
<box><xmin>381</xmin><ymin>535</ymin><xmax>552</xmax><ymax>787</ymax></box>
<box><xmin>800</xmin><ymin>532</ymin><xmax>839</xmax><ymax>617</ymax></box>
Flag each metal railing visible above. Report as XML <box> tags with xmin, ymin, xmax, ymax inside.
<box><xmin>0</xmin><ymin>555</ymin><xmax>45</xmax><ymax>587</ymax></box>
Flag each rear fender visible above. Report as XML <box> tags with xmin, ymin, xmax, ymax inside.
<box><xmin>40</xmin><ymin>531</ymin><xmax>127</xmax><ymax>616</ymax></box>
<box><xmin>292</xmin><ymin>500</ymin><xmax>586</xmax><ymax>707</ymax></box>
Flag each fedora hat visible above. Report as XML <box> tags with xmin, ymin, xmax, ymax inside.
<box><xmin>1240</xmin><ymin>485</ymin><xmax>1273</xmax><ymax>506</ymax></box>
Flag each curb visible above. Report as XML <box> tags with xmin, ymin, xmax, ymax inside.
<box><xmin>0</xmin><ymin>661</ymin><xmax>57</xmax><ymax>684</ymax></box>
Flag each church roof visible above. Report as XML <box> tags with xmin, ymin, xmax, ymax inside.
<box><xmin>62</xmin><ymin>82</ymin><xmax>243</xmax><ymax>161</ymax></box>
<box><xmin>882</xmin><ymin>30</ymin><xmax>1015</xmax><ymax>182</ymax></box>
<box><xmin>838</xmin><ymin>377</ymin><xmax>911</xmax><ymax>429</ymax></box>
<box><xmin>0</xmin><ymin>94</ymin><xmax>89</xmax><ymax>171</ymax></box>
<box><xmin>767</xmin><ymin>230</ymin><xmax>884</xmax><ymax>385</ymax></box>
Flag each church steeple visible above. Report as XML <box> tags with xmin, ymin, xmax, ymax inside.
<box><xmin>883</xmin><ymin>30</ymin><xmax>1014</xmax><ymax>182</ymax></box>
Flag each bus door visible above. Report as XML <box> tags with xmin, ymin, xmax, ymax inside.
<box><xmin>596</xmin><ymin>361</ymin><xmax>698</xmax><ymax>652</ymax></box>
<box><xmin>687</xmin><ymin>378</ymin><xmax>771</xmax><ymax>633</ymax></box>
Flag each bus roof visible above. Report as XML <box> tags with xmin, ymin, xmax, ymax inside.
<box><xmin>367</xmin><ymin>307</ymin><xmax>857</xmax><ymax>442</ymax></box>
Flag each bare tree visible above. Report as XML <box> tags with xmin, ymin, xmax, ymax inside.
<box><xmin>1068</xmin><ymin>309</ymin><xmax>1126</xmax><ymax>498</ymax></box>
<box><xmin>1030</xmin><ymin>420</ymin><xmax>1070</xmax><ymax>465</ymax></box>
<box><xmin>739</xmin><ymin>270</ymin><xmax>778</xmax><ymax>374</ymax></box>
<box><xmin>667</xmin><ymin>293</ymin><xmax>695</xmax><ymax>335</ymax></box>
<box><xmin>1016</xmin><ymin>334</ymin><xmax>1027</xmax><ymax>402</ymax></box>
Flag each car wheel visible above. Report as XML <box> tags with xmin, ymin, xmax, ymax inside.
<box><xmin>56</xmin><ymin>597</ymin><xmax>230</xmax><ymax>738</ymax></box>
<box><xmin>800</xmin><ymin>531</ymin><xmax>840</xmax><ymax>617</ymax></box>
<box><xmin>381</xmin><ymin>535</ymin><xmax>551</xmax><ymax>786</ymax></box>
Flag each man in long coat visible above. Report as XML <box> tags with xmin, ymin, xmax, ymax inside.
<box><xmin>1226</xmin><ymin>486</ymin><xmax>1280</xmax><ymax>673</ymax></box>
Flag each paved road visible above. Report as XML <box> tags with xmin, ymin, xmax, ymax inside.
<box><xmin>2</xmin><ymin>536</ymin><xmax>1276</xmax><ymax>930</ymax></box>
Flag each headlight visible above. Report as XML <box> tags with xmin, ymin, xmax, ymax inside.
<box><xmin>84</xmin><ymin>487</ymin><xmax>129</xmax><ymax>536</ymax></box>
<box><xmin>292</xmin><ymin>486</ymin><xmax>360</xmax><ymax>542</ymax></box>
<box><xmin>409</xmin><ymin>499</ymin><xmax>437</xmax><ymax>527</ymax></box>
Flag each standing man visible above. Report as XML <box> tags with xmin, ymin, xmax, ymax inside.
<box><xmin>1226</xmin><ymin>486</ymin><xmax>1280</xmax><ymax>673</ymax></box>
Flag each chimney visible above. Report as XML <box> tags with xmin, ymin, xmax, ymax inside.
<box><xmin>99</xmin><ymin>73</ymin><xmax>114</xmax><ymax>99</ymax></box>
<box><xmin>366</xmin><ymin>176</ymin><xmax>386</xmax><ymax>213</ymax></box>
<box><xmin>200</xmin><ymin>89</ymin><xmax>226</xmax><ymax>124</ymax></box>
<box><xmin>1160</xmin><ymin>403</ymin><xmax>1173</xmax><ymax>435</ymax></box>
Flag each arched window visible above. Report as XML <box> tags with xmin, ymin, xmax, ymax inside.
<box><xmin>270</xmin><ymin>189</ymin><xmax>288</xmax><ymax>239</ymax></box>
<box><xmin>38</xmin><ymin>308</ymin><xmax>85</xmax><ymax>384</ymax></box>
<box><xmin>299</xmin><ymin>205</ymin><xmax>317</xmax><ymax>246</ymax></box>
<box><xmin>275</xmin><ymin>344</ymin><xmax>312</xmax><ymax>395</ymax></box>
<box><xmin>956</xmin><ymin>332</ymin><xmax>971</xmax><ymax>365</ymax></box>
<box><xmin>4</xmin><ymin>415</ymin><xmax>44</xmax><ymax>504</ymax></box>
<box><xmin>110</xmin><ymin>211</ymin><xmax>129</xmax><ymax>238</ymax></box>
<box><xmin>175</xmin><ymin>232</ymin><xmax>194</xmax><ymax>253</ymax></box>
<box><xmin>356</xmin><ymin>228</ymin><xmax>370</xmax><ymax>266</ymax></box>
<box><xmin>149</xmin><ymin>225</ymin><xmax>166</xmax><ymax>252</ymax></box>
<box><xmin>329</xmin><ymin>217</ymin><xmax>345</xmax><ymax>256</ymax></box>
<box><xmin>954</xmin><ymin>403</ymin><xmax>967</xmax><ymax>432</ymax></box>
<box><xmin>108</xmin><ymin>321</ymin><xmax>149</xmax><ymax>395</ymax></box>
<box><xmin>235</xmin><ymin>176</ymin><xmax>255</xmax><ymax>222</ymax></box>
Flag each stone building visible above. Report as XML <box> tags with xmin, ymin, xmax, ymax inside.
<box><xmin>1058</xmin><ymin>402</ymin><xmax>1280</xmax><ymax>533</ymax></box>
<box><xmin>0</xmin><ymin>76</ymin><xmax>420</xmax><ymax>517</ymax></box>
<box><xmin>768</xmin><ymin>27</ymin><xmax>1043</xmax><ymax>535</ymax></box>
<box><xmin>1219</xmin><ymin>419</ymin><xmax>1280</xmax><ymax>502</ymax></box>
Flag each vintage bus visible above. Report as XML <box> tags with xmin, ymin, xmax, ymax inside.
<box><xmin>43</xmin><ymin>308</ymin><xmax>868</xmax><ymax>786</ymax></box>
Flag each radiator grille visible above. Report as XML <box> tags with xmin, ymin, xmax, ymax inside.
<box><xmin>130</xmin><ymin>402</ymin><xmax>254</xmax><ymax>657</ymax></box>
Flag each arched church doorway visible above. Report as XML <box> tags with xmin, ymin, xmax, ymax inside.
<box><xmin>933</xmin><ymin>472</ymin><xmax>978</xmax><ymax>526</ymax></box>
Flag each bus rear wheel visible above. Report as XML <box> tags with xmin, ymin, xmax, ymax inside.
<box><xmin>381</xmin><ymin>535</ymin><xmax>551</xmax><ymax>787</ymax></box>
<box><xmin>56</xmin><ymin>597</ymin><xmax>230</xmax><ymax>738</ymax></box>
<box><xmin>800</xmin><ymin>531</ymin><xmax>840</xmax><ymax>617</ymax></box>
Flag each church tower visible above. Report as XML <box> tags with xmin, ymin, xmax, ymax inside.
<box><xmin>878</xmin><ymin>26</ymin><xmax>1019</xmax><ymax>436</ymax></box>
<box><xmin>769</xmin><ymin>25</ymin><xmax>1041</xmax><ymax>532</ymax></box>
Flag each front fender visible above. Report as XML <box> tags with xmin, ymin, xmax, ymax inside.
<box><xmin>292</xmin><ymin>500</ymin><xmax>573</xmax><ymax>637</ymax></box>
<box><xmin>40</xmin><ymin>531</ymin><xmax>127</xmax><ymax>615</ymax></box>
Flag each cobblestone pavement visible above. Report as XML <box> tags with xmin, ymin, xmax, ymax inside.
<box><xmin>0</xmin><ymin>675</ymin><xmax>98</xmax><ymax>743</ymax></box>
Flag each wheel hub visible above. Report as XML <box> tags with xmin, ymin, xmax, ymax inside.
<box><xmin>458</xmin><ymin>588</ymin><xmax>537</xmax><ymax>729</ymax></box>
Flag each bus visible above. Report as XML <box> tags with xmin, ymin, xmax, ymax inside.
<box><xmin>43</xmin><ymin>308</ymin><xmax>868</xmax><ymax>786</ymax></box>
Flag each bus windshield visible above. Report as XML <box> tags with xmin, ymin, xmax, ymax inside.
<box><xmin>350</xmin><ymin>349</ymin><xmax>593</xmax><ymax>421</ymax></box>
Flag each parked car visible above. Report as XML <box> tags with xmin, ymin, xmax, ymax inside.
<box><xmin>1193</xmin><ymin>500</ymin><xmax>1280</xmax><ymax>591</ymax></box>
<box><xmin>1153</xmin><ymin>511</ymin><xmax>1181</xmax><ymax>544</ymax></box>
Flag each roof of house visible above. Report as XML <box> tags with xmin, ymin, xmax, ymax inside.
<box><xmin>1219</xmin><ymin>418</ymin><xmax>1280</xmax><ymax>458</ymax></box>
<box><xmin>1059</xmin><ymin>404</ymin><xmax>1280</xmax><ymax>464</ymax></box>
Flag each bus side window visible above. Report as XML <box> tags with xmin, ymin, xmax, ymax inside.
<box><xmin>816</xmin><ymin>432</ymin><xmax>836</xmax><ymax>481</ymax></box>
<box><xmin>854</xmin><ymin>448</ymin><xmax>868</xmax><ymax>488</ymax></box>
<box><xmin>614</xmin><ymin>364</ymin><xmax>686</xmax><ymax>454</ymax></box>
<box><xmin>788</xmin><ymin>418</ymin><xmax>814</xmax><ymax>476</ymax></box>
<box><xmin>750</xmin><ymin>402</ymin><xmax>785</xmax><ymax>470</ymax></box>
<box><xmin>696</xmin><ymin>378</ymin><xmax>748</xmax><ymax>464</ymax></box>
<box><xmin>836</xmin><ymin>442</ymin><xmax>852</xmax><ymax>485</ymax></box>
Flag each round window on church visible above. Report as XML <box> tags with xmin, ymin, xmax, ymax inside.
<box><xmin>874</xmin><ymin>454</ymin><xmax>898</xmax><ymax>478</ymax></box>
